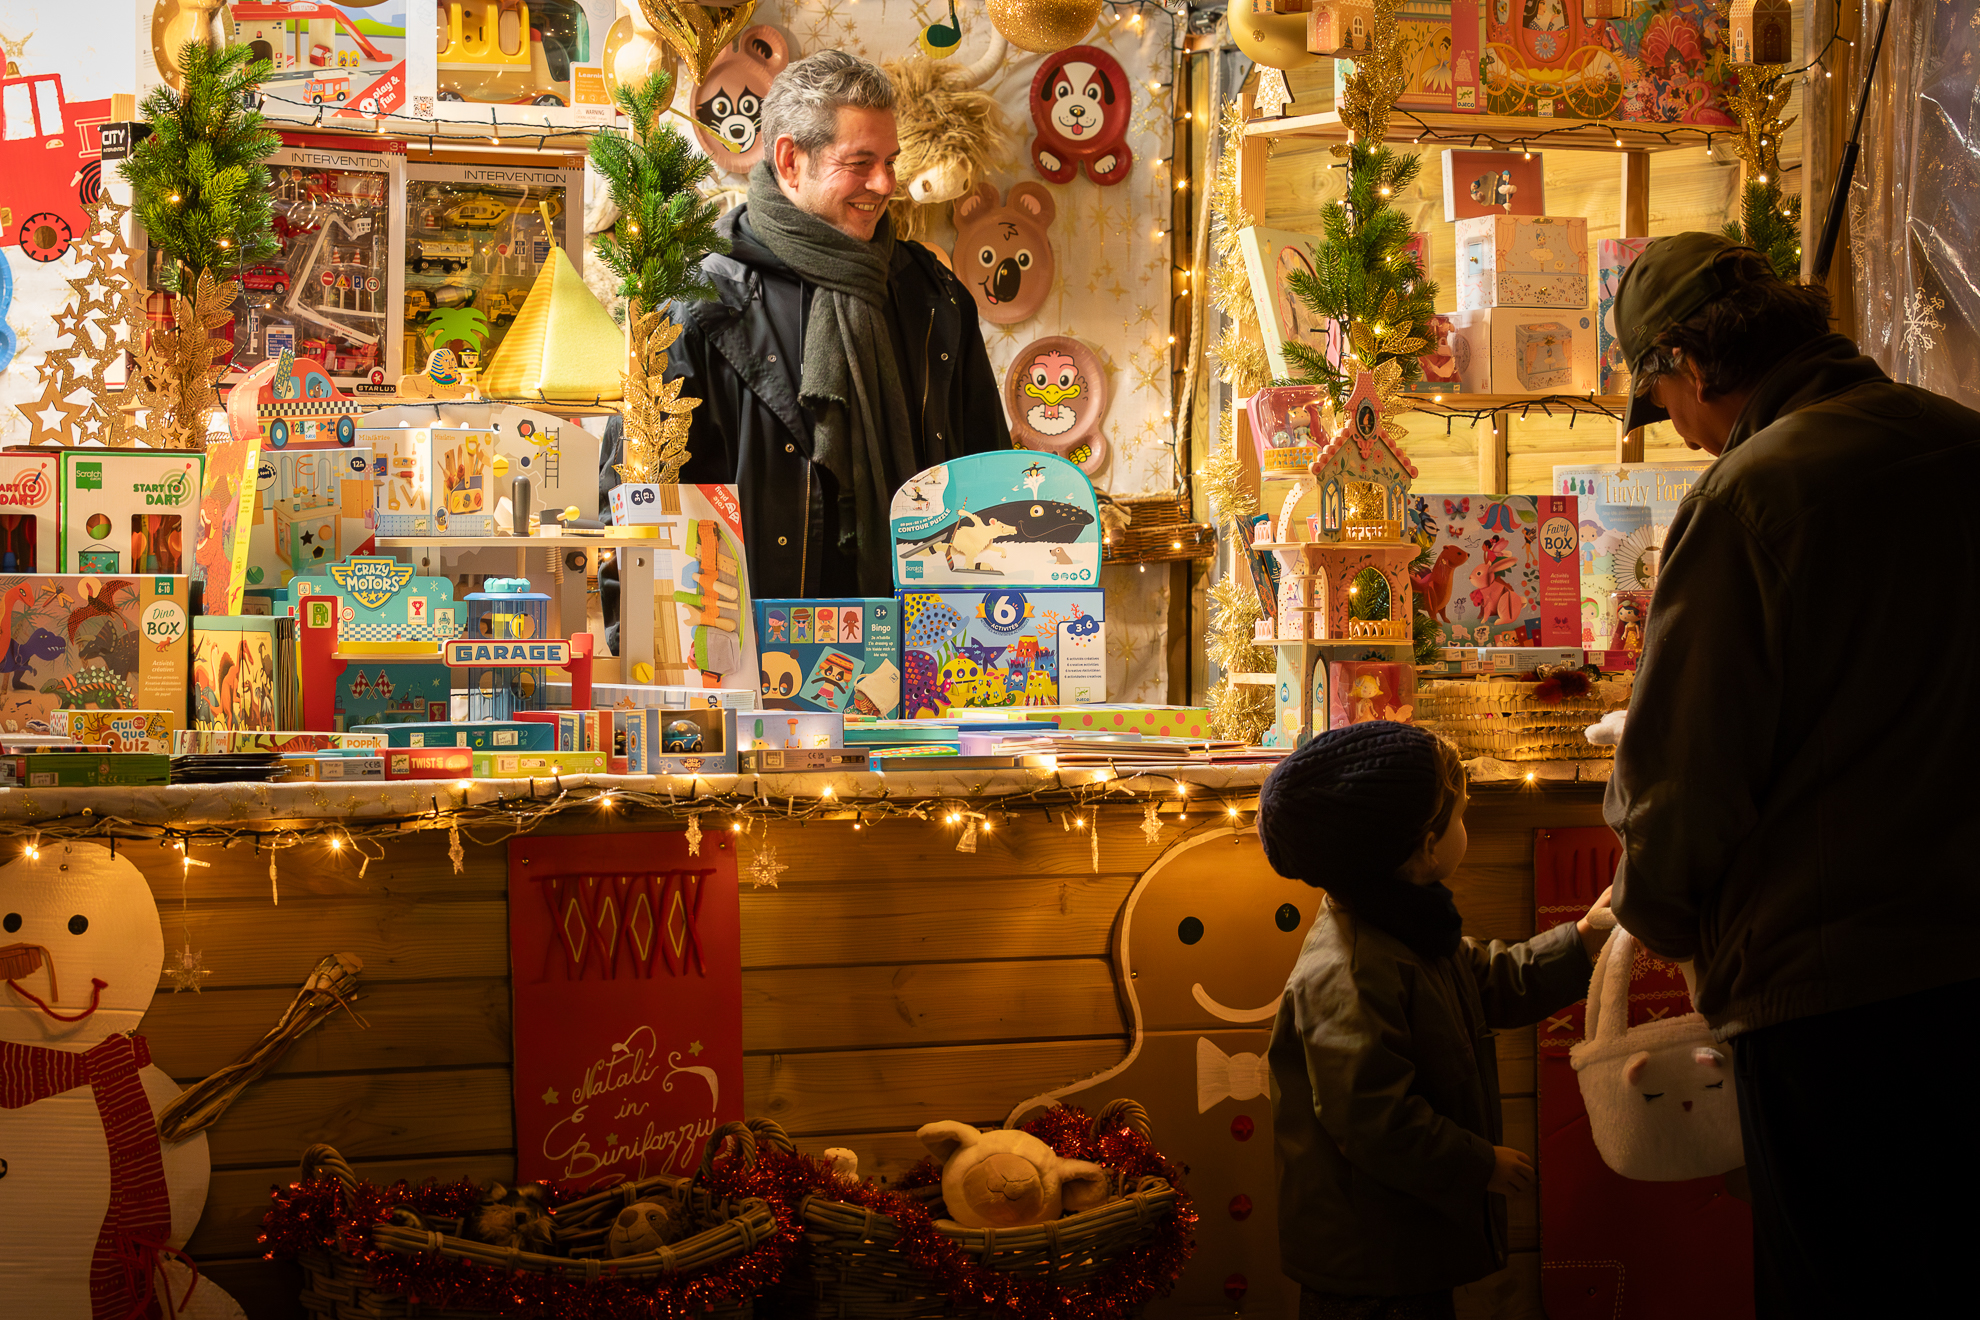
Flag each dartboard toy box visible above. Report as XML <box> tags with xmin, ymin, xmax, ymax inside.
<box><xmin>0</xmin><ymin>452</ymin><xmax>59</xmax><ymax>573</ymax></box>
<box><xmin>57</xmin><ymin>450</ymin><xmax>204</xmax><ymax>577</ymax></box>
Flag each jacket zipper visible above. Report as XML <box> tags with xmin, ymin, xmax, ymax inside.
<box><xmin>801</xmin><ymin>460</ymin><xmax>811</xmax><ymax>591</ymax></box>
<box><xmin>922</xmin><ymin>313</ymin><xmax>934</xmax><ymax>435</ymax></box>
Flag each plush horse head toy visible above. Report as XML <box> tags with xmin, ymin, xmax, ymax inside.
<box><xmin>916</xmin><ymin>1121</ymin><xmax>1110</xmax><ymax>1229</ymax></box>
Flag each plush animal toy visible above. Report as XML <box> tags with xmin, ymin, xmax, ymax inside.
<box><xmin>1030</xmin><ymin>45</ymin><xmax>1133</xmax><ymax>186</ymax></box>
<box><xmin>605</xmin><ymin>1199</ymin><xmax>690</xmax><ymax>1258</ymax></box>
<box><xmin>0</xmin><ymin>842</ymin><xmax>243</xmax><ymax>1318</ymax></box>
<box><xmin>916</xmin><ymin>1121</ymin><xmax>1110</xmax><ymax>1230</ymax></box>
<box><xmin>884</xmin><ymin>34</ymin><xmax>1013</xmax><ymax>241</ymax></box>
<box><xmin>468</xmin><ymin>1181</ymin><xmax>557</xmax><ymax>1254</ymax></box>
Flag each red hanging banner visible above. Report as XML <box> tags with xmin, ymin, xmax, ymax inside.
<box><xmin>508</xmin><ymin>830</ymin><xmax>743</xmax><ymax>1191</ymax></box>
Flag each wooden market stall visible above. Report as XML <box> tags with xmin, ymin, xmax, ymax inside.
<box><xmin>3</xmin><ymin>767</ymin><xmax>1609</xmax><ymax>1320</ymax></box>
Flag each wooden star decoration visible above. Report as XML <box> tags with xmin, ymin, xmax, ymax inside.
<box><xmin>163</xmin><ymin>944</ymin><xmax>212</xmax><ymax>994</ymax></box>
<box><xmin>747</xmin><ymin>843</ymin><xmax>787</xmax><ymax>889</ymax></box>
<box><xmin>1141</xmin><ymin>800</ymin><xmax>1163</xmax><ymax>844</ymax></box>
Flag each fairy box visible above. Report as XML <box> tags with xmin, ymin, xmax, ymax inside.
<box><xmin>897</xmin><ymin>588</ymin><xmax>1105</xmax><ymax>716</ymax></box>
<box><xmin>361</xmin><ymin>423</ymin><xmax>494</xmax><ymax>537</ymax></box>
<box><xmin>248</xmin><ymin>447</ymin><xmax>380</xmax><ymax>592</ymax></box>
<box><xmin>1597</xmin><ymin>237</ymin><xmax>1655</xmax><ymax>395</ymax></box>
<box><xmin>0</xmin><ymin>453</ymin><xmax>59</xmax><ymax>573</ymax></box>
<box><xmin>0</xmin><ymin>574</ymin><xmax>191</xmax><ymax>735</ymax></box>
<box><xmin>1454</xmin><ymin>215</ymin><xmax>1589</xmax><ymax>310</ymax></box>
<box><xmin>58</xmin><ymin>450</ymin><xmax>205</xmax><ymax>577</ymax></box>
<box><xmin>1407</xmin><ymin>494</ymin><xmax>1581</xmax><ymax>649</ymax></box>
<box><xmin>753</xmin><ymin>598</ymin><xmax>901</xmax><ymax>718</ymax></box>
<box><xmin>890</xmin><ymin>452</ymin><xmax>1102</xmax><ymax>591</ymax></box>
<box><xmin>1445</xmin><ymin>308</ymin><xmax>1599</xmax><ymax>393</ymax></box>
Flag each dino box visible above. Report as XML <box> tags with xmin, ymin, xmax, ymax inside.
<box><xmin>58</xmin><ymin>450</ymin><xmax>206</xmax><ymax>577</ymax></box>
<box><xmin>0</xmin><ymin>574</ymin><xmax>191</xmax><ymax>736</ymax></box>
<box><xmin>0</xmin><ymin>452</ymin><xmax>60</xmax><ymax>573</ymax></box>
<box><xmin>1408</xmin><ymin>495</ymin><xmax>1581</xmax><ymax>650</ymax></box>
<box><xmin>888</xmin><ymin>452</ymin><xmax>1102</xmax><ymax>591</ymax></box>
<box><xmin>361</xmin><ymin>424</ymin><xmax>495</xmax><ymax>537</ymax></box>
<box><xmin>898</xmin><ymin>588</ymin><xmax>1105</xmax><ymax>717</ymax></box>
<box><xmin>753</xmin><ymin>598</ymin><xmax>901</xmax><ymax>718</ymax></box>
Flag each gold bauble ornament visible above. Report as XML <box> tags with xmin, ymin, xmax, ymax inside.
<box><xmin>986</xmin><ymin>0</ymin><xmax>1103</xmax><ymax>54</ymax></box>
<box><xmin>1231</xmin><ymin>8</ymin><xmax>1319</xmax><ymax>72</ymax></box>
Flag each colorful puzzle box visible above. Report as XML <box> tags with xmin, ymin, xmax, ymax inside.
<box><xmin>0</xmin><ymin>574</ymin><xmax>191</xmax><ymax>735</ymax></box>
<box><xmin>753</xmin><ymin>598</ymin><xmax>901</xmax><ymax>719</ymax></box>
<box><xmin>1407</xmin><ymin>495</ymin><xmax>1581</xmax><ymax>649</ymax></box>
<box><xmin>898</xmin><ymin>588</ymin><xmax>1105</xmax><ymax>716</ymax></box>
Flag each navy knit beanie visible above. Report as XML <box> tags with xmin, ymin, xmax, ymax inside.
<box><xmin>1258</xmin><ymin>721</ymin><xmax>1447</xmax><ymax>889</ymax></box>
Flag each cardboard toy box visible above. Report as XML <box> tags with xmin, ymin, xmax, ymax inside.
<box><xmin>753</xmin><ymin>598</ymin><xmax>901</xmax><ymax>718</ymax></box>
<box><xmin>888</xmin><ymin>452</ymin><xmax>1103</xmax><ymax>593</ymax></box>
<box><xmin>0</xmin><ymin>452</ymin><xmax>60</xmax><ymax>573</ymax></box>
<box><xmin>141</xmin><ymin>4</ymin><xmax>413</xmax><ymax>125</ymax></box>
<box><xmin>513</xmin><ymin>709</ymin><xmax>602</xmax><ymax>752</ymax></box>
<box><xmin>1597</xmin><ymin>238</ymin><xmax>1655</xmax><ymax>395</ymax></box>
<box><xmin>412</xmin><ymin>1</ymin><xmax>619</xmax><ymax>131</ymax></box>
<box><xmin>1477</xmin><ymin>646</ymin><xmax>1585</xmax><ymax>675</ymax></box>
<box><xmin>607</xmin><ymin>484</ymin><xmax>758</xmax><ymax>694</ymax></box>
<box><xmin>281</xmin><ymin>753</ymin><xmax>388</xmax><ymax>783</ymax></box>
<box><xmin>1325</xmin><ymin>1</ymin><xmax>1484</xmax><ymax>112</ymax></box>
<box><xmin>1554</xmin><ymin>462</ymin><xmax>1711</xmax><ymax>647</ymax></box>
<box><xmin>249</xmin><ymin>447</ymin><xmax>380</xmax><ymax>591</ymax></box>
<box><xmin>364</xmin><ymin>424</ymin><xmax>494</xmax><ymax>537</ymax></box>
<box><xmin>48</xmin><ymin>709</ymin><xmax>172</xmax><ymax>753</ymax></box>
<box><xmin>1445</xmin><ymin>308</ymin><xmax>1599</xmax><ymax>394</ymax></box>
<box><xmin>0</xmin><ymin>574</ymin><xmax>191</xmax><ymax>736</ymax></box>
<box><xmin>0</xmin><ymin>752</ymin><xmax>171</xmax><ymax>788</ymax></box>
<box><xmin>898</xmin><ymin>588</ymin><xmax>1106</xmax><ymax>716</ymax></box>
<box><xmin>1022</xmin><ymin>706</ymin><xmax>1214</xmax><ymax>740</ymax></box>
<box><xmin>192</xmin><ymin>616</ymin><xmax>294</xmax><ymax>732</ymax></box>
<box><xmin>175</xmin><ymin>730</ymin><xmax>388</xmax><ymax>756</ymax></box>
<box><xmin>1329</xmin><ymin>660</ymin><xmax>1417</xmax><ymax>729</ymax></box>
<box><xmin>472</xmin><ymin>749</ymin><xmax>611</xmax><ymax>778</ymax></box>
<box><xmin>568</xmin><ymin>683</ymin><xmax>758</xmax><ymax>712</ymax></box>
<box><xmin>1408</xmin><ymin>495</ymin><xmax>1581</xmax><ymax>649</ymax></box>
<box><xmin>354</xmin><ymin>403</ymin><xmax>603</xmax><ymax>525</ymax></box>
<box><xmin>58</xmin><ymin>450</ymin><xmax>205</xmax><ymax>577</ymax></box>
<box><xmin>1455</xmin><ymin>215</ymin><xmax>1589</xmax><ymax>311</ymax></box>
<box><xmin>738</xmin><ymin>710</ymin><xmax>844</xmax><ymax>750</ymax></box>
<box><xmin>742</xmin><ymin>747</ymin><xmax>871</xmax><ymax>773</ymax></box>
<box><xmin>350</xmin><ymin>720</ymin><xmax>554</xmax><ymax>751</ymax></box>
<box><xmin>382</xmin><ymin>745</ymin><xmax>476</xmax><ymax>779</ymax></box>
<box><xmin>613</xmin><ymin>706</ymin><xmax>740</xmax><ymax>776</ymax></box>
<box><xmin>327</xmin><ymin>662</ymin><xmax>452</xmax><ymax>730</ymax></box>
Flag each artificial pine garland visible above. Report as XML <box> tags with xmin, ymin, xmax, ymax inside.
<box><xmin>121</xmin><ymin>41</ymin><xmax>280</xmax><ymax>291</ymax></box>
<box><xmin>1724</xmin><ymin>180</ymin><xmax>1803</xmax><ymax>283</ymax></box>
<box><xmin>589</xmin><ymin>71</ymin><xmax>729</xmax><ymax>485</ymax></box>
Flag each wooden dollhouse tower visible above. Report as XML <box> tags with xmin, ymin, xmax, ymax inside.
<box><xmin>1250</xmin><ymin>371</ymin><xmax>1421</xmax><ymax>745</ymax></box>
<box><xmin>1730</xmin><ymin>0</ymin><xmax>1792</xmax><ymax>67</ymax></box>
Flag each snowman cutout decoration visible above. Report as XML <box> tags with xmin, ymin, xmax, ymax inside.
<box><xmin>0</xmin><ymin>843</ymin><xmax>242</xmax><ymax>1318</ymax></box>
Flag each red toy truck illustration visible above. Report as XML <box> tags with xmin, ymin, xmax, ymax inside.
<box><xmin>0</xmin><ymin>72</ymin><xmax>113</xmax><ymax>262</ymax></box>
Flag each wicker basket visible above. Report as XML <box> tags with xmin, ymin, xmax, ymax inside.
<box><xmin>1415</xmin><ymin>675</ymin><xmax>1633</xmax><ymax>762</ymax></box>
<box><xmin>295</xmin><ymin>1123</ymin><xmax>784</xmax><ymax>1320</ymax></box>
<box><xmin>781</xmin><ymin>1100</ymin><xmax>1179</xmax><ymax>1320</ymax></box>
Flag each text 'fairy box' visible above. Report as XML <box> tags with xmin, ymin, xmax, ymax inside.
<box><xmin>1406</xmin><ymin>494</ymin><xmax>1580</xmax><ymax>649</ymax></box>
<box><xmin>754</xmin><ymin>598</ymin><xmax>901</xmax><ymax>719</ymax></box>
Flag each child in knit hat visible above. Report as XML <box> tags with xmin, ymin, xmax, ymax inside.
<box><xmin>1257</xmin><ymin>722</ymin><xmax>1612</xmax><ymax>1319</ymax></box>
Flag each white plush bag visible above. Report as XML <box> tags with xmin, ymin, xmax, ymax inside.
<box><xmin>1570</xmin><ymin>927</ymin><xmax>1745</xmax><ymax>1181</ymax></box>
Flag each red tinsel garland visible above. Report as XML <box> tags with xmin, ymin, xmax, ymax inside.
<box><xmin>258</xmin><ymin>1105</ymin><xmax>1193</xmax><ymax>1320</ymax></box>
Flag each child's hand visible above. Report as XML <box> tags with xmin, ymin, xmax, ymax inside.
<box><xmin>1575</xmin><ymin>885</ymin><xmax>1616</xmax><ymax>958</ymax></box>
<box><xmin>1487</xmin><ymin>1146</ymin><xmax>1535</xmax><ymax>1196</ymax></box>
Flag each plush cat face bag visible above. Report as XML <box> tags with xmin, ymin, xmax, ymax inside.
<box><xmin>1570</xmin><ymin>927</ymin><xmax>1745</xmax><ymax>1181</ymax></box>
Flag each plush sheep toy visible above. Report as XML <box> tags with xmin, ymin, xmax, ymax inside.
<box><xmin>916</xmin><ymin>1121</ymin><xmax>1110</xmax><ymax>1230</ymax></box>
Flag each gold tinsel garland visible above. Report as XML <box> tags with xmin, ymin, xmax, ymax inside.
<box><xmin>615</xmin><ymin>300</ymin><xmax>700</xmax><ymax>485</ymax></box>
<box><xmin>1333</xmin><ymin>0</ymin><xmax>1409</xmax><ymax>153</ymax></box>
<box><xmin>1726</xmin><ymin>63</ymin><xmax>1793</xmax><ymax>184</ymax></box>
<box><xmin>127</xmin><ymin>269</ymin><xmax>238</xmax><ymax>450</ymax></box>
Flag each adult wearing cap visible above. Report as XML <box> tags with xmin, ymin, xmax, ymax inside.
<box><xmin>1604</xmin><ymin>233</ymin><xmax>1980</xmax><ymax>1316</ymax></box>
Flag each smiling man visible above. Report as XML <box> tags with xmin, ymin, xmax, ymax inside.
<box><xmin>654</xmin><ymin>50</ymin><xmax>1007</xmax><ymax>597</ymax></box>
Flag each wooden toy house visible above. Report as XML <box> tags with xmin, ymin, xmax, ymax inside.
<box><xmin>1730</xmin><ymin>0</ymin><xmax>1792</xmax><ymax>66</ymax></box>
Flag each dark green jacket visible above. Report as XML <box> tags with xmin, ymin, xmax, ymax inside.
<box><xmin>1606</xmin><ymin>334</ymin><xmax>1980</xmax><ymax>1037</ymax></box>
<box><xmin>1269</xmin><ymin>904</ymin><xmax>1590</xmax><ymax>1295</ymax></box>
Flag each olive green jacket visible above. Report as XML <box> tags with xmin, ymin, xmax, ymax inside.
<box><xmin>1269</xmin><ymin>903</ymin><xmax>1591</xmax><ymax>1295</ymax></box>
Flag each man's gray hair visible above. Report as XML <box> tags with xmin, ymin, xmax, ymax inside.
<box><xmin>759</xmin><ymin>50</ymin><xmax>896</xmax><ymax>155</ymax></box>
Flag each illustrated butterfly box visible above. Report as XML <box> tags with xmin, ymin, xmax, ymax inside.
<box><xmin>1407</xmin><ymin>494</ymin><xmax>1581</xmax><ymax>650</ymax></box>
<box><xmin>889</xmin><ymin>451</ymin><xmax>1101</xmax><ymax>591</ymax></box>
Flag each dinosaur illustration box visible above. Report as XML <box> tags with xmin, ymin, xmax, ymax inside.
<box><xmin>0</xmin><ymin>574</ymin><xmax>191</xmax><ymax>736</ymax></box>
<box><xmin>898</xmin><ymin>588</ymin><xmax>1105</xmax><ymax>717</ymax></box>
<box><xmin>1406</xmin><ymin>495</ymin><xmax>1580</xmax><ymax>650</ymax></box>
<box><xmin>0</xmin><ymin>453</ymin><xmax>60</xmax><ymax>573</ymax></box>
<box><xmin>753</xmin><ymin>598</ymin><xmax>901</xmax><ymax>718</ymax></box>
<box><xmin>57</xmin><ymin>450</ymin><xmax>205</xmax><ymax>577</ymax></box>
<box><xmin>889</xmin><ymin>452</ymin><xmax>1101</xmax><ymax>591</ymax></box>
<box><xmin>192</xmin><ymin>616</ymin><xmax>292</xmax><ymax>733</ymax></box>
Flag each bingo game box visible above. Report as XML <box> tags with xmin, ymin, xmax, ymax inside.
<box><xmin>753</xmin><ymin>597</ymin><xmax>901</xmax><ymax>718</ymax></box>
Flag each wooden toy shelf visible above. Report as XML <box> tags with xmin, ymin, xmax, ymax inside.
<box><xmin>1244</xmin><ymin>108</ymin><xmax>1706</xmax><ymax>154</ymax></box>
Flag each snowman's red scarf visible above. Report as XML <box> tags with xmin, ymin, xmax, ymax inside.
<box><xmin>0</xmin><ymin>1033</ymin><xmax>183</xmax><ymax>1320</ymax></box>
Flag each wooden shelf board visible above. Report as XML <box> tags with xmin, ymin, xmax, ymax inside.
<box><xmin>375</xmin><ymin>531</ymin><xmax>651</xmax><ymax>550</ymax></box>
<box><xmin>1245</xmin><ymin>109</ymin><xmax>1702</xmax><ymax>153</ymax></box>
<box><xmin>1402</xmin><ymin>393</ymin><xmax>1626</xmax><ymax>415</ymax></box>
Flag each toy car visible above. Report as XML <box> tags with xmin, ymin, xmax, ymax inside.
<box><xmin>241</xmin><ymin>263</ymin><xmax>291</xmax><ymax>296</ymax></box>
<box><xmin>412</xmin><ymin>240</ymin><xmax>472</xmax><ymax>274</ymax></box>
<box><xmin>443</xmin><ymin>196</ymin><xmax>511</xmax><ymax>229</ymax></box>
<box><xmin>404</xmin><ymin>290</ymin><xmax>431</xmax><ymax>315</ymax></box>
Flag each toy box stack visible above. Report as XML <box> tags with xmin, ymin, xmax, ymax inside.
<box><xmin>753</xmin><ymin>598</ymin><xmax>901</xmax><ymax>718</ymax></box>
<box><xmin>1445</xmin><ymin>214</ymin><xmax>1597</xmax><ymax>394</ymax></box>
<box><xmin>888</xmin><ymin>452</ymin><xmax>1106</xmax><ymax>717</ymax></box>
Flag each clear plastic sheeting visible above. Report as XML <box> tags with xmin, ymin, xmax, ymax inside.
<box><xmin>1847</xmin><ymin>0</ymin><xmax>1980</xmax><ymax>408</ymax></box>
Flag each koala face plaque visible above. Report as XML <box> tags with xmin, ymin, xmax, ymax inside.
<box><xmin>951</xmin><ymin>182</ymin><xmax>1057</xmax><ymax>325</ymax></box>
<box><xmin>691</xmin><ymin>27</ymin><xmax>793</xmax><ymax>177</ymax></box>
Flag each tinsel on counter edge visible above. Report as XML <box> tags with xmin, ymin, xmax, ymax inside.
<box><xmin>258</xmin><ymin>1103</ymin><xmax>1194</xmax><ymax>1320</ymax></box>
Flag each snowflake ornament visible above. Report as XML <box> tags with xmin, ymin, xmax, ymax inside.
<box><xmin>164</xmin><ymin>944</ymin><xmax>212</xmax><ymax>994</ymax></box>
<box><xmin>747</xmin><ymin>845</ymin><xmax>788</xmax><ymax>889</ymax></box>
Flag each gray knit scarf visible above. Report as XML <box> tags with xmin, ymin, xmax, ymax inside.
<box><xmin>745</xmin><ymin>163</ymin><xmax>916</xmax><ymax>594</ymax></box>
